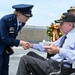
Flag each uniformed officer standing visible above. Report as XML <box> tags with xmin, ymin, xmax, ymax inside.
<box><xmin>0</xmin><ymin>4</ymin><xmax>34</xmax><ymax>75</ymax></box>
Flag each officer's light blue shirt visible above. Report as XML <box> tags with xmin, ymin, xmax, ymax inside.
<box><xmin>33</xmin><ymin>28</ymin><xmax>75</xmax><ymax>64</ymax></box>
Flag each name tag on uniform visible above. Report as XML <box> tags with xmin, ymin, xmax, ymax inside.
<box><xmin>72</xmin><ymin>60</ymin><xmax>75</xmax><ymax>68</ymax></box>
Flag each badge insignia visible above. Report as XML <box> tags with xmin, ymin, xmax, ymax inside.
<box><xmin>60</xmin><ymin>14</ymin><xmax>65</xmax><ymax>20</ymax></box>
<box><xmin>9</xmin><ymin>27</ymin><xmax>14</xmax><ymax>33</ymax></box>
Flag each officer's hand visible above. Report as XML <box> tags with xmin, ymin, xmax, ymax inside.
<box><xmin>20</xmin><ymin>40</ymin><xmax>30</xmax><ymax>50</ymax></box>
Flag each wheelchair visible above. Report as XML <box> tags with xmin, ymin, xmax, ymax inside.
<box><xmin>47</xmin><ymin>53</ymin><xmax>75</xmax><ymax>75</ymax></box>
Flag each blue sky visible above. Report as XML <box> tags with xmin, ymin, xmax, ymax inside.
<box><xmin>0</xmin><ymin>0</ymin><xmax>75</xmax><ymax>26</ymax></box>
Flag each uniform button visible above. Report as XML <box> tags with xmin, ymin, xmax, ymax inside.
<box><xmin>14</xmin><ymin>24</ymin><xmax>16</xmax><ymax>25</ymax></box>
<box><xmin>9</xmin><ymin>19</ymin><xmax>11</xmax><ymax>21</ymax></box>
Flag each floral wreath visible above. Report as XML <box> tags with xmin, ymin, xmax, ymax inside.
<box><xmin>47</xmin><ymin>23</ymin><xmax>63</xmax><ymax>41</ymax></box>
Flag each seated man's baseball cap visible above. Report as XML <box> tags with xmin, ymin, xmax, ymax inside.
<box><xmin>55</xmin><ymin>13</ymin><xmax>75</xmax><ymax>23</ymax></box>
<box><xmin>12</xmin><ymin>4</ymin><xmax>34</xmax><ymax>17</ymax></box>
<box><xmin>67</xmin><ymin>6</ymin><xmax>75</xmax><ymax>12</ymax></box>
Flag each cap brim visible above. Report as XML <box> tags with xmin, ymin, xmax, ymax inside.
<box><xmin>24</xmin><ymin>14</ymin><xmax>33</xmax><ymax>17</ymax></box>
<box><xmin>55</xmin><ymin>20</ymin><xmax>64</xmax><ymax>23</ymax></box>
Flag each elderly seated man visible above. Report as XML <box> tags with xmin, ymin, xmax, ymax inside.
<box><xmin>16</xmin><ymin>12</ymin><xmax>75</xmax><ymax>75</ymax></box>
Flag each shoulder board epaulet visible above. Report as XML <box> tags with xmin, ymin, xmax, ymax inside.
<box><xmin>8</xmin><ymin>14</ymin><xmax>16</xmax><ymax>21</ymax></box>
<box><xmin>2</xmin><ymin>14</ymin><xmax>16</xmax><ymax>22</ymax></box>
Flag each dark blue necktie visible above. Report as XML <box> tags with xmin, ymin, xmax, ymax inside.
<box><xmin>60</xmin><ymin>36</ymin><xmax>67</xmax><ymax>47</ymax></box>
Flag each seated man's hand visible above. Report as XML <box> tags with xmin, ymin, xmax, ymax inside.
<box><xmin>29</xmin><ymin>43</ymin><xmax>33</xmax><ymax>48</ymax></box>
<box><xmin>43</xmin><ymin>42</ymin><xmax>60</xmax><ymax>54</ymax></box>
<box><xmin>20</xmin><ymin>40</ymin><xmax>30</xmax><ymax>50</ymax></box>
<box><xmin>20</xmin><ymin>40</ymin><xmax>33</xmax><ymax>50</ymax></box>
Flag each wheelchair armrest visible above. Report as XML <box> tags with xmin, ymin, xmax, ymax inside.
<box><xmin>72</xmin><ymin>60</ymin><xmax>75</xmax><ymax>69</ymax></box>
<box><xmin>49</xmin><ymin>59</ymin><xmax>75</xmax><ymax>75</ymax></box>
<box><xmin>70</xmin><ymin>60</ymin><xmax>75</xmax><ymax>75</ymax></box>
<box><xmin>49</xmin><ymin>59</ymin><xmax>63</xmax><ymax>75</ymax></box>
<box><xmin>49</xmin><ymin>70</ymin><xmax>61</xmax><ymax>75</ymax></box>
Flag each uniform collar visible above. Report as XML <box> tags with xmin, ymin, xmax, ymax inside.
<box><xmin>17</xmin><ymin>18</ymin><xmax>22</xmax><ymax>26</ymax></box>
